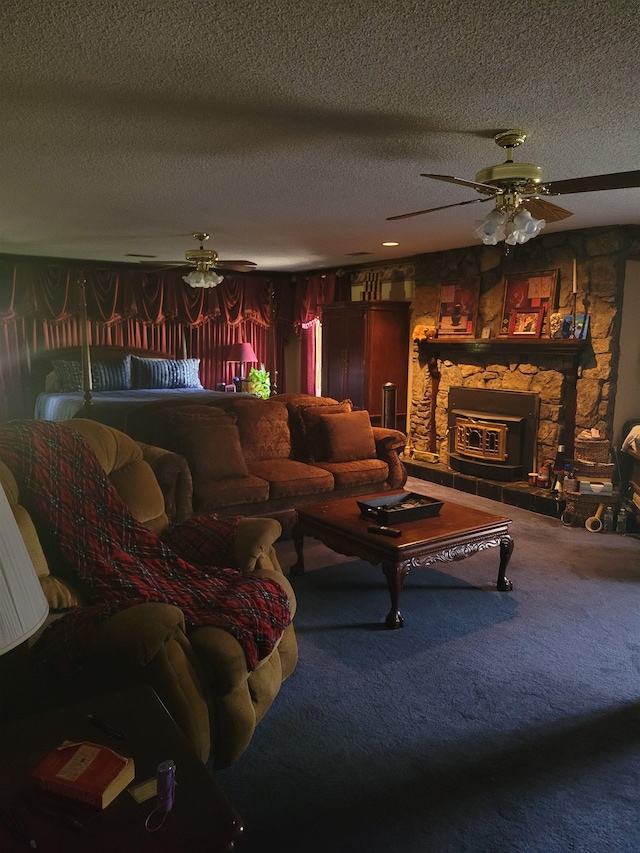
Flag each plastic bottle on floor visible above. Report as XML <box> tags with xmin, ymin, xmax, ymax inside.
<box><xmin>616</xmin><ymin>508</ymin><xmax>628</xmax><ymax>535</ymax></box>
<box><xmin>603</xmin><ymin>506</ymin><xmax>615</xmax><ymax>533</ymax></box>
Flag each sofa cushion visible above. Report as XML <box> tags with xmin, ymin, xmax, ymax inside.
<box><xmin>313</xmin><ymin>458</ymin><xmax>389</xmax><ymax>489</ymax></box>
<box><xmin>247</xmin><ymin>459</ymin><xmax>334</xmax><ymax>499</ymax></box>
<box><xmin>176</xmin><ymin>421</ymin><xmax>249</xmax><ymax>483</ymax></box>
<box><xmin>318</xmin><ymin>409</ymin><xmax>377</xmax><ymax>463</ymax></box>
<box><xmin>227</xmin><ymin>399</ymin><xmax>292</xmax><ymax>462</ymax></box>
<box><xmin>298</xmin><ymin>401</ymin><xmax>353</xmax><ymax>462</ymax></box>
<box><xmin>192</xmin><ymin>474</ymin><xmax>270</xmax><ymax>511</ymax></box>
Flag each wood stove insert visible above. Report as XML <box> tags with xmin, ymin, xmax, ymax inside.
<box><xmin>448</xmin><ymin>387</ymin><xmax>539</xmax><ymax>482</ymax></box>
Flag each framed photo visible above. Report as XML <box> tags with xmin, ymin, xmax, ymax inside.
<box><xmin>562</xmin><ymin>313</ymin><xmax>590</xmax><ymax>340</ymax></box>
<box><xmin>499</xmin><ymin>269</ymin><xmax>558</xmax><ymax>336</ymax></box>
<box><xmin>436</xmin><ymin>279</ymin><xmax>480</xmax><ymax>337</ymax></box>
<box><xmin>508</xmin><ymin>307</ymin><xmax>545</xmax><ymax>337</ymax></box>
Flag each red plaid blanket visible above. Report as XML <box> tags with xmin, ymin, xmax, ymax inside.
<box><xmin>0</xmin><ymin>421</ymin><xmax>291</xmax><ymax>672</ymax></box>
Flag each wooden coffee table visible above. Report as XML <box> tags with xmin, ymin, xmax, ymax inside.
<box><xmin>291</xmin><ymin>490</ymin><xmax>514</xmax><ymax>628</ymax></box>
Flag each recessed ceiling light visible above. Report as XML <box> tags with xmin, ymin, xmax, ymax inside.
<box><xmin>382</xmin><ymin>241</ymin><xmax>399</xmax><ymax>247</ymax></box>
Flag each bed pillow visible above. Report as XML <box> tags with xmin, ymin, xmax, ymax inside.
<box><xmin>318</xmin><ymin>409</ymin><xmax>377</xmax><ymax>463</ymax></box>
<box><xmin>131</xmin><ymin>356</ymin><xmax>203</xmax><ymax>389</ymax></box>
<box><xmin>52</xmin><ymin>356</ymin><xmax>132</xmax><ymax>392</ymax></box>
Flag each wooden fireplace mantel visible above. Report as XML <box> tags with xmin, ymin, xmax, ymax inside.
<box><xmin>416</xmin><ymin>337</ymin><xmax>586</xmax><ymax>380</ymax></box>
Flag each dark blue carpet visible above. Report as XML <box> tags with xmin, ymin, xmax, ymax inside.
<box><xmin>217</xmin><ymin>485</ymin><xmax>640</xmax><ymax>853</ymax></box>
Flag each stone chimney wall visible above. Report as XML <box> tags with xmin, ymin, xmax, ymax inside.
<box><xmin>408</xmin><ymin>226</ymin><xmax>633</xmax><ymax>469</ymax></box>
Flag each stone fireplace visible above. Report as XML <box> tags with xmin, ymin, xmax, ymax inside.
<box><xmin>410</xmin><ymin>337</ymin><xmax>583</xmax><ymax>477</ymax></box>
<box><xmin>447</xmin><ymin>386</ymin><xmax>539</xmax><ymax>481</ymax></box>
<box><xmin>404</xmin><ymin>226</ymin><xmax>639</xmax><ymax>488</ymax></box>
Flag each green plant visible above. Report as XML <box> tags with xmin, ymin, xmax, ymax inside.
<box><xmin>247</xmin><ymin>364</ymin><xmax>270</xmax><ymax>399</ymax></box>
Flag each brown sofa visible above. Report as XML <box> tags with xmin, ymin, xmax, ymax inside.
<box><xmin>125</xmin><ymin>393</ymin><xmax>408</xmax><ymax>519</ymax></box>
<box><xmin>0</xmin><ymin>418</ymin><xmax>297</xmax><ymax>768</ymax></box>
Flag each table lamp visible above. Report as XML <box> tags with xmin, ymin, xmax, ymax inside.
<box><xmin>0</xmin><ymin>485</ymin><xmax>49</xmax><ymax>656</ymax></box>
<box><xmin>225</xmin><ymin>342</ymin><xmax>258</xmax><ymax>381</ymax></box>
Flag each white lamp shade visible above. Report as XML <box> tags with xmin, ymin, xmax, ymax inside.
<box><xmin>0</xmin><ymin>486</ymin><xmax>49</xmax><ymax>654</ymax></box>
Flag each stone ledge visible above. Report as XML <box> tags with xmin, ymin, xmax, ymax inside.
<box><xmin>405</xmin><ymin>459</ymin><xmax>563</xmax><ymax>519</ymax></box>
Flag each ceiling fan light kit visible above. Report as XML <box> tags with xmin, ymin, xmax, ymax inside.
<box><xmin>183</xmin><ymin>269</ymin><xmax>224</xmax><ymax>288</ymax></box>
<box><xmin>475</xmin><ymin>206</ymin><xmax>546</xmax><ymax>247</ymax></box>
<box><xmin>389</xmin><ymin>129</ymin><xmax>640</xmax><ymax>248</ymax></box>
<box><xmin>180</xmin><ymin>232</ymin><xmax>257</xmax><ymax>287</ymax></box>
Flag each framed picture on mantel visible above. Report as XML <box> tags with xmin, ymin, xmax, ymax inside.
<box><xmin>499</xmin><ymin>269</ymin><xmax>558</xmax><ymax>336</ymax></box>
<box><xmin>436</xmin><ymin>279</ymin><xmax>480</xmax><ymax>337</ymax></box>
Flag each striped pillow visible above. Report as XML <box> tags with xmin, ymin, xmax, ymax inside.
<box><xmin>52</xmin><ymin>357</ymin><xmax>132</xmax><ymax>392</ymax></box>
<box><xmin>131</xmin><ymin>356</ymin><xmax>203</xmax><ymax>389</ymax></box>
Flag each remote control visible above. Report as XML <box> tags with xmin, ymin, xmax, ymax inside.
<box><xmin>368</xmin><ymin>525</ymin><xmax>402</xmax><ymax>537</ymax></box>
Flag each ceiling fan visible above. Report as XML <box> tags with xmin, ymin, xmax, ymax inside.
<box><xmin>388</xmin><ymin>130</ymin><xmax>640</xmax><ymax>246</ymax></box>
<box><xmin>146</xmin><ymin>232</ymin><xmax>257</xmax><ymax>287</ymax></box>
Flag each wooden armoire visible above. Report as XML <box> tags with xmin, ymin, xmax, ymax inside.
<box><xmin>321</xmin><ymin>301</ymin><xmax>410</xmax><ymax>430</ymax></box>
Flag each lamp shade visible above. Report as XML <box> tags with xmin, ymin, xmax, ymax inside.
<box><xmin>0</xmin><ymin>485</ymin><xmax>49</xmax><ymax>655</ymax></box>
<box><xmin>224</xmin><ymin>342</ymin><xmax>258</xmax><ymax>364</ymax></box>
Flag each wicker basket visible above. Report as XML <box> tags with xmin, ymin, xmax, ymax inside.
<box><xmin>568</xmin><ymin>458</ymin><xmax>615</xmax><ymax>479</ymax></box>
<box><xmin>562</xmin><ymin>492</ymin><xmax>618</xmax><ymax>527</ymax></box>
<box><xmin>574</xmin><ymin>437</ymin><xmax>610</xmax><ymax>464</ymax></box>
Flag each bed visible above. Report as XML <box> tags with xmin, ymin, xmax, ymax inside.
<box><xmin>31</xmin><ymin>345</ymin><xmax>251</xmax><ymax>431</ymax></box>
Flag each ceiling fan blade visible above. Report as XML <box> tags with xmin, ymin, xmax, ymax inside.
<box><xmin>387</xmin><ymin>196</ymin><xmax>492</xmax><ymax>221</ymax></box>
<box><xmin>521</xmin><ymin>198</ymin><xmax>573</xmax><ymax>223</ymax></box>
<box><xmin>216</xmin><ymin>260</ymin><xmax>257</xmax><ymax>272</ymax></box>
<box><xmin>140</xmin><ymin>261</ymin><xmax>187</xmax><ymax>269</ymax></box>
<box><xmin>545</xmin><ymin>170</ymin><xmax>640</xmax><ymax>195</ymax></box>
<box><xmin>421</xmin><ymin>173</ymin><xmax>499</xmax><ymax>196</ymax></box>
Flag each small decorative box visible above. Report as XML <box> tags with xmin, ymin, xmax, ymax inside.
<box><xmin>357</xmin><ymin>492</ymin><xmax>443</xmax><ymax>524</ymax></box>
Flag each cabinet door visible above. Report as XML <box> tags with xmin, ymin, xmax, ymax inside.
<box><xmin>322</xmin><ymin>309</ymin><xmax>366</xmax><ymax>405</ymax></box>
<box><xmin>321</xmin><ymin>313</ymin><xmax>351</xmax><ymax>402</ymax></box>
<box><xmin>343</xmin><ymin>314</ymin><xmax>365</xmax><ymax>408</ymax></box>
<box><xmin>362</xmin><ymin>305</ymin><xmax>410</xmax><ymax>419</ymax></box>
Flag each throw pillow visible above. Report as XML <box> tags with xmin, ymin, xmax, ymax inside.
<box><xmin>299</xmin><ymin>401</ymin><xmax>353</xmax><ymax>462</ymax></box>
<box><xmin>226</xmin><ymin>399</ymin><xmax>291</xmax><ymax>462</ymax></box>
<box><xmin>131</xmin><ymin>356</ymin><xmax>203</xmax><ymax>389</ymax></box>
<box><xmin>52</xmin><ymin>357</ymin><xmax>132</xmax><ymax>392</ymax></box>
<box><xmin>91</xmin><ymin>356</ymin><xmax>132</xmax><ymax>390</ymax></box>
<box><xmin>318</xmin><ymin>409</ymin><xmax>377</xmax><ymax>463</ymax></box>
<box><xmin>176</xmin><ymin>421</ymin><xmax>249</xmax><ymax>482</ymax></box>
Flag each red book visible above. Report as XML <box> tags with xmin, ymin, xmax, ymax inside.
<box><xmin>31</xmin><ymin>741</ymin><xmax>135</xmax><ymax>809</ymax></box>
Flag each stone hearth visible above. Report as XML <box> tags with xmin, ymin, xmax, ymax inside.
<box><xmin>406</xmin><ymin>458</ymin><xmax>563</xmax><ymax>519</ymax></box>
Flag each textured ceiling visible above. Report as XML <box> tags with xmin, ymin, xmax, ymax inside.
<box><xmin>1</xmin><ymin>0</ymin><xmax>639</xmax><ymax>272</ymax></box>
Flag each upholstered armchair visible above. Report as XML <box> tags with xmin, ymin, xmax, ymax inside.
<box><xmin>0</xmin><ymin>418</ymin><xmax>297</xmax><ymax>768</ymax></box>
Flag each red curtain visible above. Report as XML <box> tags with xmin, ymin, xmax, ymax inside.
<box><xmin>0</xmin><ymin>256</ymin><xmax>290</xmax><ymax>420</ymax></box>
<box><xmin>293</xmin><ymin>273</ymin><xmax>339</xmax><ymax>395</ymax></box>
<box><xmin>0</xmin><ymin>255</ymin><xmax>350</xmax><ymax>420</ymax></box>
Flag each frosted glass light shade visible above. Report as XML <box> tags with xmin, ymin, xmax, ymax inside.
<box><xmin>0</xmin><ymin>486</ymin><xmax>49</xmax><ymax>654</ymax></box>
<box><xmin>183</xmin><ymin>270</ymin><xmax>224</xmax><ymax>288</ymax></box>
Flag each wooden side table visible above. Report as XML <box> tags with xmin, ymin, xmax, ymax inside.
<box><xmin>0</xmin><ymin>685</ymin><xmax>243</xmax><ymax>852</ymax></box>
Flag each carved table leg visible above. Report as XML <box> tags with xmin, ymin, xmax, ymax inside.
<box><xmin>290</xmin><ymin>521</ymin><xmax>305</xmax><ymax>576</ymax></box>
<box><xmin>497</xmin><ymin>535</ymin><xmax>514</xmax><ymax>591</ymax></box>
<box><xmin>381</xmin><ymin>560</ymin><xmax>410</xmax><ymax>629</ymax></box>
